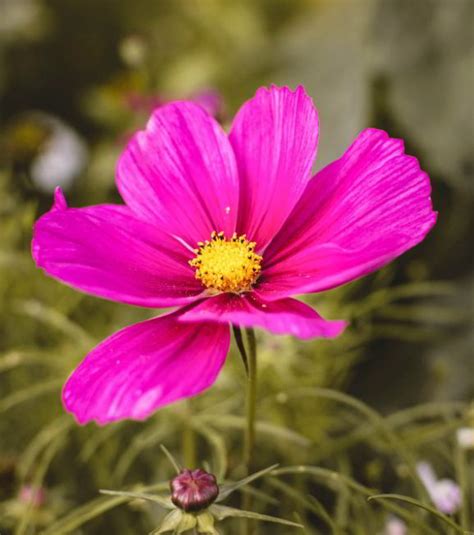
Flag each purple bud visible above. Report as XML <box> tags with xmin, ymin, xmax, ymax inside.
<box><xmin>170</xmin><ymin>469</ymin><xmax>219</xmax><ymax>512</ymax></box>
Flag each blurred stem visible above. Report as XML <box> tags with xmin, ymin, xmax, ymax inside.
<box><xmin>182</xmin><ymin>400</ymin><xmax>196</xmax><ymax>468</ymax></box>
<box><xmin>335</xmin><ymin>456</ymin><xmax>350</xmax><ymax>529</ymax></box>
<box><xmin>455</xmin><ymin>442</ymin><xmax>469</xmax><ymax>531</ymax></box>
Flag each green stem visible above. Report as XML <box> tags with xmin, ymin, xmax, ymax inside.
<box><xmin>233</xmin><ymin>327</ymin><xmax>258</xmax><ymax>535</ymax></box>
<box><xmin>182</xmin><ymin>400</ymin><xmax>196</xmax><ymax>468</ymax></box>
<box><xmin>243</xmin><ymin>327</ymin><xmax>257</xmax><ymax>473</ymax></box>
<box><xmin>183</xmin><ymin>424</ymin><xmax>196</xmax><ymax>469</ymax></box>
<box><xmin>232</xmin><ymin>325</ymin><xmax>249</xmax><ymax>375</ymax></box>
<box><xmin>455</xmin><ymin>442</ymin><xmax>470</xmax><ymax>531</ymax></box>
<box><xmin>243</xmin><ymin>329</ymin><xmax>257</xmax><ymax>535</ymax></box>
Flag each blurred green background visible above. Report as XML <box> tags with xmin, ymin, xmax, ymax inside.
<box><xmin>1</xmin><ymin>1</ymin><xmax>473</xmax><ymax>533</ymax></box>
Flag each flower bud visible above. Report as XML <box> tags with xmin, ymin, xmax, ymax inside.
<box><xmin>170</xmin><ymin>469</ymin><xmax>219</xmax><ymax>512</ymax></box>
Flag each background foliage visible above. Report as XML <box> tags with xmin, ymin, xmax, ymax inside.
<box><xmin>0</xmin><ymin>0</ymin><xmax>473</xmax><ymax>533</ymax></box>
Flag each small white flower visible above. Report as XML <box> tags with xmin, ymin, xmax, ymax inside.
<box><xmin>383</xmin><ymin>516</ymin><xmax>407</xmax><ymax>535</ymax></box>
<box><xmin>456</xmin><ymin>427</ymin><xmax>474</xmax><ymax>449</ymax></box>
<box><xmin>30</xmin><ymin>114</ymin><xmax>88</xmax><ymax>192</ymax></box>
<box><xmin>416</xmin><ymin>461</ymin><xmax>461</xmax><ymax>514</ymax></box>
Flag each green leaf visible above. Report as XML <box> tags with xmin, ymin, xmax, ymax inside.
<box><xmin>267</xmin><ymin>478</ymin><xmax>339</xmax><ymax>534</ymax></box>
<box><xmin>39</xmin><ymin>496</ymin><xmax>131</xmax><ymax>535</ymax></box>
<box><xmin>19</xmin><ymin>416</ymin><xmax>73</xmax><ymax>480</ymax></box>
<box><xmin>160</xmin><ymin>444</ymin><xmax>182</xmax><ymax>474</ymax></box>
<box><xmin>271</xmin><ymin>468</ymin><xmax>439</xmax><ymax>535</ymax></box>
<box><xmin>209</xmin><ymin>505</ymin><xmax>303</xmax><ymax>528</ymax></box>
<box><xmin>79</xmin><ymin>423</ymin><xmax>125</xmax><ymax>463</ymax></box>
<box><xmin>367</xmin><ymin>494</ymin><xmax>467</xmax><ymax>533</ymax></box>
<box><xmin>200</xmin><ymin>414</ymin><xmax>311</xmax><ymax>447</ymax></box>
<box><xmin>196</xmin><ymin>511</ymin><xmax>219</xmax><ymax>534</ymax></box>
<box><xmin>13</xmin><ymin>299</ymin><xmax>93</xmax><ymax>347</ymax></box>
<box><xmin>217</xmin><ymin>464</ymin><xmax>278</xmax><ymax>501</ymax></box>
<box><xmin>191</xmin><ymin>423</ymin><xmax>227</xmax><ymax>481</ymax></box>
<box><xmin>0</xmin><ymin>350</ymin><xmax>56</xmax><ymax>373</ymax></box>
<box><xmin>0</xmin><ymin>378</ymin><xmax>62</xmax><ymax>413</ymax></box>
<box><xmin>99</xmin><ymin>489</ymin><xmax>173</xmax><ymax>509</ymax></box>
<box><xmin>149</xmin><ymin>509</ymin><xmax>183</xmax><ymax>534</ymax></box>
<box><xmin>39</xmin><ymin>483</ymin><xmax>168</xmax><ymax>535</ymax></box>
<box><xmin>271</xmin><ymin>465</ymin><xmax>375</xmax><ymax>497</ymax></box>
<box><xmin>114</xmin><ymin>423</ymin><xmax>173</xmax><ymax>482</ymax></box>
<box><xmin>312</xmin><ymin>401</ymin><xmax>466</xmax><ymax>460</ymax></box>
<box><xmin>270</xmin><ymin>387</ymin><xmax>428</xmax><ymax>500</ymax></box>
<box><xmin>176</xmin><ymin>512</ymin><xmax>197</xmax><ymax>533</ymax></box>
<box><xmin>17</xmin><ymin>433</ymin><xmax>67</xmax><ymax>535</ymax></box>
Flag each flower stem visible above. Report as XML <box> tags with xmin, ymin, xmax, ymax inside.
<box><xmin>232</xmin><ymin>325</ymin><xmax>249</xmax><ymax>375</ymax></box>
<box><xmin>232</xmin><ymin>326</ymin><xmax>258</xmax><ymax>535</ymax></box>
<box><xmin>182</xmin><ymin>424</ymin><xmax>196</xmax><ymax>468</ymax></box>
<box><xmin>243</xmin><ymin>327</ymin><xmax>257</xmax><ymax>473</ymax></box>
<box><xmin>242</xmin><ymin>328</ymin><xmax>257</xmax><ymax>535</ymax></box>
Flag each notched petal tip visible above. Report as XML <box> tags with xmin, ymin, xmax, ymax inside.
<box><xmin>230</xmin><ymin>83</ymin><xmax>319</xmax><ymax>250</ymax></box>
<box><xmin>262</xmin><ymin>83</ymin><xmax>310</xmax><ymax>97</ymax></box>
<box><xmin>53</xmin><ymin>186</ymin><xmax>68</xmax><ymax>211</ymax></box>
<box><xmin>32</xmin><ymin>188</ymin><xmax>68</xmax><ymax>266</ymax></box>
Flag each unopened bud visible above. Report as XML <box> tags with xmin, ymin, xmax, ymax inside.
<box><xmin>170</xmin><ymin>469</ymin><xmax>219</xmax><ymax>512</ymax></box>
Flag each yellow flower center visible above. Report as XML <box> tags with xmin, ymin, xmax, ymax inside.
<box><xmin>189</xmin><ymin>231</ymin><xmax>262</xmax><ymax>294</ymax></box>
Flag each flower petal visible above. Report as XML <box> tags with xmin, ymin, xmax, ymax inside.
<box><xmin>63</xmin><ymin>310</ymin><xmax>230</xmax><ymax>424</ymax></box>
<box><xmin>32</xmin><ymin>188</ymin><xmax>202</xmax><ymax>307</ymax></box>
<box><xmin>117</xmin><ymin>101</ymin><xmax>239</xmax><ymax>246</ymax></box>
<box><xmin>261</xmin><ymin>129</ymin><xmax>437</xmax><ymax>298</ymax></box>
<box><xmin>229</xmin><ymin>85</ymin><xmax>319</xmax><ymax>251</ymax></box>
<box><xmin>179</xmin><ymin>293</ymin><xmax>346</xmax><ymax>340</ymax></box>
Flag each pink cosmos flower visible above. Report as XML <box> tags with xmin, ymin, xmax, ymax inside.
<box><xmin>32</xmin><ymin>85</ymin><xmax>436</xmax><ymax>425</ymax></box>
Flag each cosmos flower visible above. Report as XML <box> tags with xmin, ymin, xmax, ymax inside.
<box><xmin>32</xmin><ymin>85</ymin><xmax>436</xmax><ymax>424</ymax></box>
<box><xmin>416</xmin><ymin>461</ymin><xmax>461</xmax><ymax>514</ymax></box>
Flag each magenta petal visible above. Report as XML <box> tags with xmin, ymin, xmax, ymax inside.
<box><xmin>261</xmin><ymin>128</ymin><xmax>437</xmax><ymax>298</ymax></box>
<box><xmin>229</xmin><ymin>85</ymin><xmax>319</xmax><ymax>250</ymax></box>
<box><xmin>32</xmin><ymin>189</ymin><xmax>202</xmax><ymax>307</ymax></box>
<box><xmin>179</xmin><ymin>293</ymin><xmax>346</xmax><ymax>340</ymax></box>
<box><xmin>117</xmin><ymin>101</ymin><xmax>239</xmax><ymax>246</ymax></box>
<box><xmin>63</xmin><ymin>310</ymin><xmax>230</xmax><ymax>424</ymax></box>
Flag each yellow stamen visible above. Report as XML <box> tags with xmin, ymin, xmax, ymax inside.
<box><xmin>189</xmin><ymin>231</ymin><xmax>262</xmax><ymax>294</ymax></box>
